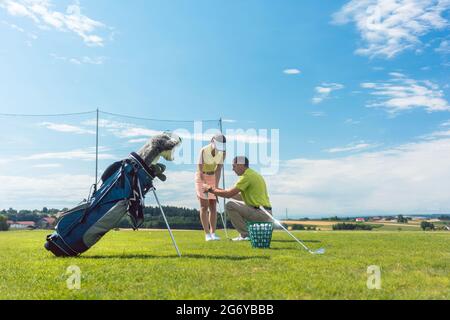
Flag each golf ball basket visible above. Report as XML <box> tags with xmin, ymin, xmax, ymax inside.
<box><xmin>247</xmin><ymin>221</ymin><xmax>274</xmax><ymax>249</ymax></box>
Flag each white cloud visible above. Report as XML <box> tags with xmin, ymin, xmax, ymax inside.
<box><xmin>388</xmin><ymin>72</ymin><xmax>406</xmax><ymax>78</ymax></box>
<box><xmin>31</xmin><ymin>163</ymin><xmax>62</xmax><ymax>168</ymax></box>
<box><xmin>114</xmin><ymin>127</ymin><xmax>163</xmax><ymax>139</ymax></box>
<box><xmin>21</xmin><ymin>147</ymin><xmax>116</xmax><ymax>161</ymax></box>
<box><xmin>310</xmin><ymin>111</ymin><xmax>327</xmax><ymax>117</ymax></box>
<box><xmin>283</xmin><ymin>68</ymin><xmax>301</xmax><ymax>75</ymax></box>
<box><xmin>80</xmin><ymin>56</ymin><xmax>105</xmax><ymax>64</ymax></box>
<box><xmin>423</xmin><ymin>129</ymin><xmax>450</xmax><ymax>139</ymax></box>
<box><xmin>436</xmin><ymin>39</ymin><xmax>450</xmax><ymax>54</ymax></box>
<box><xmin>345</xmin><ymin>118</ymin><xmax>361</xmax><ymax>125</ymax></box>
<box><xmin>0</xmin><ymin>174</ymin><xmax>94</xmax><ymax>209</ymax></box>
<box><xmin>2</xmin><ymin>19</ymin><xmax>38</xmax><ymax>45</ymax></box>
<box><xmin>312</xmin><ymin>83</ymin><xmax>344</xmax><ymax>104</ymax></box>
<box><xmin>51</xmin><ymin>54</ymin><xmax>106</xmax><ymax>65</ymax></box>
<box><xmin>325</xmin><ymin>142</ymin><xmax>378</xmax><ymax>153</ymax></box>
<box><xmin>82</xmin><ymin>118</ymin><xmax>128</xmax><ymax>129</ymax></box>
<box><xmin>265</xmin><ymin>136</ymin><xmax>450</xmax><ymax>216</ymax></box>
<box><xmin>361</xmin><ymin>74</ymin><xmax>450</xmax><ymax>113</ymax></box>
<box><xmin>39</xmin><ymin>121</ymin><xmax>96</xmax><ymax>134</ymax></box>
<box><xmin>0</xmin><ymin>0</ymin><xmax>108</xmax><ymax>46</ymax></box>
<box><xmin>82</xmin><ymin>119</ymin><xmax>271</xmax><ymax>144</ymax></box>
<box><xmin>82</xmin><ymin>119</ymin><xmax>163</xmax><ymax>139</ymax></box>
<box><xmin>127</xmin><ymin>138</ymin><xmax>149</xmax><ymax>144</ymax></box>
<box><xmin>312</xmin><ymin>97</ymin><xmax>324</xmax><ymax>104</ymax></box>
<box><xmin>3</xmin><ymin>135</ymin><xmax>450</xmax><ymax>215</ymax></box>
<box><xmin>1</xmin><ymin>19</ymin><xmax>24</xmax><ymax>32</ymax></box>
<box><xmin>151</xmin><ymin>170</ymin><xmax>198</xmax><ymax>208</ymax></box>
<box><xmin>332</xmin><ymin>0</ymin><xmax>450</xmax><ymax>59</ymax></box>
<box><xmin>222</xmin><ymin>119</ymin><xmax>237</xmax><ymax>123</ymax></box>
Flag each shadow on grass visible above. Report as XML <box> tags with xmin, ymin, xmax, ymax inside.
<box><xmin>271</xmin><ymin>239</ymin><xmax>321</xmax><ymax>243</ymax></box>
<box><xmin>267</xmin><ymin>247</ymin><xmax>307</xmax><ymax>251</ymax></box>
<box><xmin>79</xmin><ymin>253</ymin><xmax>270</xmax><ymax>261</ymax></box>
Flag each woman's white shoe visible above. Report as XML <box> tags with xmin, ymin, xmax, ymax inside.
<box><xmin>210</xmin><ymin>233</ymin><xmax>221</xmax><ymax>241</ymax></box>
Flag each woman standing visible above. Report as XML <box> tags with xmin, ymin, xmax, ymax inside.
<box><xmin>195</xmin><ymin>134</ymin><xmax>226</xmax><ymax>241</ymax></box>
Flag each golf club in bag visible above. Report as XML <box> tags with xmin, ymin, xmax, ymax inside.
<box><xmin>229</xmin><ymin>199</ymin><xmax>325</xmax><ymax>255</ymax></box>
<box><xmin>45</xmin><ymin>152</ymin><xmax>181</xmax><ymax>257</ymax></box>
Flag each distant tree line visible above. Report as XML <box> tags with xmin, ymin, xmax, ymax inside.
<box><xmin>2</xmin><ymin>206</ymin><xmax>449</xmax><ymax>232</ymax></box>
<box><xmin>1</xmin><ymin>206</ymin><xmax>230</xmax><ymax>231</ymax></box>
<box><xmin>117</xmin><ymin>206</ymin><xmax>232</xmax><ymax>230</ymax></box>
<box><xmin>0</xmin><ymin>207</ymin><xmax>64</xmax><ymax>223</ymax></box>
<box><xmin>321</xmin><ymin>216</ymin><xmax>353</xmax><ymax>221</ymax></box>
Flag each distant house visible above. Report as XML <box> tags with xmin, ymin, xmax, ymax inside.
<box><xmin>371</xmin><ymin>217</ymin><xmax>382</xmax><ymax>221</ymax></box>
<box><xmin>355</xmin><ymin>218</ymin><xmax>365</xmax><ymax>222</ymax></box>
<box><xmin>9</xmin><ymin>221</ymin><xmax>36</xmax><ymax>230</ymax></box>
<box><xmin>38</xmin><ymin>217</ymin><xmax>56</xmax><ymax>229</ymax></box>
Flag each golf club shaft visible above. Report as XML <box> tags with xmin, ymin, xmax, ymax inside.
<box><xmin>259</xmin><ymin>206</ymin><xmax>312</xmax><ymax>252</ymax></box>
<box><xmin>216</xmin><ymin>199</ymin><xmax>229</xmax><ymax>238</ymax></box>
<box><xmin>152</xmin><ymin>189</ymin><xmax>182</xmax><ymax>257</ymax></box>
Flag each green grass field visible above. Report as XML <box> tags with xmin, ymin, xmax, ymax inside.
<box><xmin>0</xmin><ymin>230</ymin><xmax>449</xmax><ymax>300</ymax></box>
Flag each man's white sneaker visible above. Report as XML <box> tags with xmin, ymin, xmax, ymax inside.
<box><xmin>232</xmin><ymin>236</ymin><xmax>250</xmax><ymax>241</ymax></box>
<box><xmin>210</xmin><ymin>233</ymin><xmax>221</xmax><ymax>241</ymax></box>
<box><xmin>205</xmin><ymin>234</ymin><xmax>213</xmax><ymax>241</ymax></box>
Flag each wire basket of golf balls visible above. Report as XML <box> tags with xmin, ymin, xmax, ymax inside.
<box><xmin>247</xmin><ymin>221</ymin><xmax>274</xmax><ymax>249</ymax></box>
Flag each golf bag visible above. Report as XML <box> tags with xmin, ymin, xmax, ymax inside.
<box><xmin>45</xmin><ymin>152</ymin><xmax>165</xmax><ymax>257</ymax></box>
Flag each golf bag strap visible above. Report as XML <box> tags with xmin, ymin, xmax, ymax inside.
<box><xmin>78</xmin><ymin>163</ymin><xmax>127</xmax><ymax>226</ymax></box>
<box><xmin>127</xmin><ymin>165</ymin><xmax>145</xmax><ymax>230</ymax></box>
<box><xmin>101</xmin><ymin>160</ymin><xmax>123</xmax><ymax>183</ymax></box>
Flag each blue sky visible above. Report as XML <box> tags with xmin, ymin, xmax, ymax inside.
<box><xmin>1</xmin><ymin>0</ymin><xmax>450</xmax><ymax>217</ymax></box>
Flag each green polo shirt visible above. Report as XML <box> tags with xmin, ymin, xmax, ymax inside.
<box><xmin>235</xmin><ymin>168</ymin><xmax>271</xmax><ymax>208</ymax></box>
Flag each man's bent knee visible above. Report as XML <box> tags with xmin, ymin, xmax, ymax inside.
<box><xmin>225</xmin><ymin>201</ymin><xmax>239</xmax><ymax>211</ymax></box>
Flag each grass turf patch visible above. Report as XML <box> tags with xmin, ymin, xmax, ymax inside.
<box><xmin>0</xmin><ymin>230</ymin><xmax>448</xmax><ymax>299</ymax></box>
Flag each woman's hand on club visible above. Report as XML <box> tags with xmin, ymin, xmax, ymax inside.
<box><xmin>202</xmin><ymin>184</ymin><xmax>212</xmax><ymax>193</ymax></box>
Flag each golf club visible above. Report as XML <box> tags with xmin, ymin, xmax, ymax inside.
<box><xmin>229</xmin><ymin>199</ymin><xmax>325</xmax><ymax>255</ymax></box>
<box><xmin>216</xmin><ymin>198</ymin><xmax>229</xmax><ymax>239</ymax></box>
<box><xmin>152</xmin><ymin>188</ymin><xmax>182</xmax><ymax>257</ymax></box>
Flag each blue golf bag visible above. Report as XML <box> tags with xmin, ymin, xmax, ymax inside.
<box><xmin>45</xmin><ymin>152</ymin><xmax>165</xmax><ymax>257</ymax></box>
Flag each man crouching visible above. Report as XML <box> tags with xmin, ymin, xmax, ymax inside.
<box><xmin>202</xmin><ymin>156</ymin><xmax>272</xmax><ymax>241</ymax></box>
